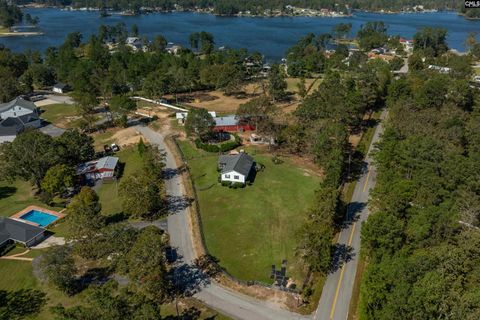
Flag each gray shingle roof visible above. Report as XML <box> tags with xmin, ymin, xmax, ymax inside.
<box><xmin>214</xmin><ymin>116</ymin><xmax>238</xmax><ymax>127</ymax></box>
<box><xmin>0</xmin><ymin>217</ymin><xmax>45</xmax><ymax>244</ymax></box>
<box><xmin>218</xmin><ymin>153</ymin><xmax>254</xmax><ymax>176</ymax></box>
<box><xmin>0</xmin><ymin>97</ymin><xmax>37</xmax><ymax>114</ymax></box>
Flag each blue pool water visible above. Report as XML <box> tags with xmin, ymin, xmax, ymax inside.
<box><xmin>20</xmin><ymin>210</ymin><xmax>59</xmax><ymax>227</ymax></box>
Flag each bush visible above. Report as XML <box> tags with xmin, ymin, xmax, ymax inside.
<box><xmin>194</xmin><ymin>134</ymin><xmax>242</xmax><ymax>153</ymax></box>
<box><xmin>231</xmin><ymin>182</ymin><xmax>245</xmax><ymax>189</ymax></box>
<box><xmin>221</xmin><ymin>180</ymin><xmax>231</xmax><ymax>187</ymax></box>
<box><xmin>272</xmin><ymin>155</ymin><xmax>284</xmax><ymax>165</ymax></box>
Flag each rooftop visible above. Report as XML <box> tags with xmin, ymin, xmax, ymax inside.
<box><xmin>77</xmin><ymin>156</ymin><xmax>119</xmax><ymax>175</ymax></box>
<box><xmin>214</xmin><ymin>115</ymin><xmax>238</xmax><ymax>127</ymax></box>
<box><xmin>0</xmin><ymin>217</ymin><xmax>45</xmax><ymax>245</ymax></box>
<box><xmin>218</xmin><ymin>153</ymin><xmax>254</xmax><ymax>176</ymax></box>
<box><xmin>0</xmin><ymin>97</ymin><xmax>37</xmax><ymax>114</ymax></box>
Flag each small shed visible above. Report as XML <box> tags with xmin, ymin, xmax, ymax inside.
<box><xmin>53</xmin><ymin>83</ymin><xmax>70</xmax><ymax>94</ymax></box>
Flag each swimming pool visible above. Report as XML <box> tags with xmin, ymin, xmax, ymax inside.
<box><xmin>20</xmin><ymin>210</ymin><xmax>59</xmax><ymax>227</ymax></box>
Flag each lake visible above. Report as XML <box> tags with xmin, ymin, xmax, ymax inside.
<box><xmin>1</xmin><ymin>8</ymin><xmax>479</xmax><ymax>61</ymax></box>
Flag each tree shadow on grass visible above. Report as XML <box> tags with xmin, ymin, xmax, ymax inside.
<box><xmin>0</xmin><ymin>186</ymin><xmax>16</xmax><ymax>200</ymax></box>
<box><xmin>105</xmin><ymin>212</ymin><xmax>130</xmax><ymax>225</ymax></box>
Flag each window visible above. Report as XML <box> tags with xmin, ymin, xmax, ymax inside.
<box><xmin>234</xmin><ymin>175</ymin><xmax>239</xmax><ymax>180</ymax></box>
<box><xmin>225</xmin><ymin>174</ymin><xmax>230</xmax><ymax>178</ymax></box>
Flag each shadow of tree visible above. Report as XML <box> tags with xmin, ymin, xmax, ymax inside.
<box><xmin>0</xmin><ymin>186</ymin><xmax>16</xmax><ymax>200</ymax></box>
<box><xmin>171</xmin><ymin>263</ymin><xmax>211</xmax><ymax>297</ymax></box>
<box><xmin>167</xmin><ymin>195</ymin><xmax>194</xmax><ymax>214</ymax></box>
<box><xmin>330</xmin><ymin>244</ymin><xmax>355</xmax><ymax>273</ymax></box>
<box><xmin>163</xmin><ymin>166</ymin><xmax>187</xmax><ymax>180</ymax></box>
<box><xmin>341</xmin><ymin>201</ymin><xmax>366</xmax><ymax>229</ymax></box>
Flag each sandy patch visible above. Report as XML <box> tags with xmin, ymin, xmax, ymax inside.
<box><xmin>112</xmin><ymin>127</ymin><xmax>143</xmax><ymax>147</ymax></box>
<box><xmin>34</xmin><ymin>99</ymin><xmax>58</xmax><ymax>107</ymax></box>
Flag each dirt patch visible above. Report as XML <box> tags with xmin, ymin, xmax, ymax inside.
<box><xmin>34</xmin><ymin>99</ymin><xmax>57</xmax><ymax>107</ymax></box>
<box><xmin>112</xmin><ymin>127</ymin><xmax>143</xmax><ymax>146</ymax></box>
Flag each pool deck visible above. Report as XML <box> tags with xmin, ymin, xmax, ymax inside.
<box><xmin>10</xmin><ymin>205</ymin><xmax>66</xmax><ymax>227</ymax></box>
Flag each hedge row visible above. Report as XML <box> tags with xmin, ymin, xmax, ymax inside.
<box><xmin>195</xmin><ymin>134</ymin><xmax>241</xmax><ymax>153</ymax></box>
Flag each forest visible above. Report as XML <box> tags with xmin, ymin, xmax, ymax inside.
<box><xmin>360</xmin><ymin>48</ymin><xmax>480</xmax><ymax>319</ymax></box>
<box><xmin>12</xmin><ymin>0</ymin><xmax>462</xmax><ymax>14</ymax></box>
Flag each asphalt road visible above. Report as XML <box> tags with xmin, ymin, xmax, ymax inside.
<box><xmin>135</xmin><ymin>125</ymin><xmax>307</xmax><ymax>320</ymax></box>
<box><xmin>315</xmin><ymin>110</ymin><xmax>387</xmax><ymax>320</ymax></box>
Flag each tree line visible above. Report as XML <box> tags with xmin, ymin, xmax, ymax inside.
<box><xmin>359</xmin><ymin>30</ymin><xmax>480</xmax><ymax>319</ymax></box>
<box><xmin>13</xmin><ymin>0</ymin><xmax>461</xmax><ymax>15</ymax></box>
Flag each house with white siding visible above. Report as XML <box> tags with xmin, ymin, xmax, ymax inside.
<box><xmin>218</xmin><ymin>153</ymin><xmax>254</xmax><ymax>185</ymax></box>
<box><xmin>77</xmin><ymin>156</ymin><xmax>119</xmax><ymax>182</ymax></box>
<box><xmin>0</xmin><ymin>97</ymin><xmax>41</xmax><ymax>143</ymax></box>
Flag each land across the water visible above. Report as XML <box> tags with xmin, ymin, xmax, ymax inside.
<box><xmin>1</xmin><ymin>8</ymin><xmax>479</xmax><ymax>60</ymax></box>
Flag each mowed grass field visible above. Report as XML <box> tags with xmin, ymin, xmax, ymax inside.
<box><xmin>40</xmin><ymin>103</ymin><xmax>78</xmax><ymax>128</ymax></box>
<box><xmin>178</xmin><ymin>140</ymin><xmax>321</xmax><ymax>283</ymax></box>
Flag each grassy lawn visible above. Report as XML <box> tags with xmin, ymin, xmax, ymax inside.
<box><xmin>0</xmin><ymin>258</ymin><xmax>87</xmax><ymax>320</ymax></box>
<box><xmin>40</xmin><ymin>103</ymin><xmax>78</xmax><ymax>128</ymax></box>
<box><xmin>96</xmin><ymin>146</ymin><xmax>143</xmax><ymax>216</ymax></box>
<box><xmin>180</xmin><ymin>140</ymin><xmax>321</xmax><ymax>284</ymax></box>
<box><xmin>0</xmin><ymin>180</ymin><xmax>62</xmax><ymax>218</ymax></box>
<box><xmin>286</xmin><ymin>77</ymin><xmax>322</xmax><ymax>94</ymax></box>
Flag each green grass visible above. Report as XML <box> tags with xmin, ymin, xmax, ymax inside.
<box><xmin>0</xmin><ymin>180</ymin><xmax>62</xmax><ymax>217</ymax></box>
<box><xmin>40</xmin><ymin>103</ymin><xmax>77</xmax><ymax>127</ymax></box>
<box><xmin>96</xmin><ymin>146</ymin><xmax>143</xmax><ymax>216</ymax></box>
<box><xmin>475</xmin><ymin>67</ymin><xmax>480</xmax><ymax>76</ymax></box>
<box><xmin>180</xmin><ymin>141</ymin><xmax>321</xmax><ymax>283</ymax></box>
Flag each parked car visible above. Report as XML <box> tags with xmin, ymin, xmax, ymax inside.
<box><xmin>111</xmin><ymin>143</ymin><xmax>120</xmax><ymax>152</ymax></box>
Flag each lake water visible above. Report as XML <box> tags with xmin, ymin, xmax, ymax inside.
<box><xmin>1</xmin><ymin>8</ymin><xmax>479</xmax><ymax>61</ymax></box>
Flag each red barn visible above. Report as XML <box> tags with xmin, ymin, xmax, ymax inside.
<box><xmin>213</xmin><ymin>115</ymin><xmax>255</xmax><ymax>132</ymax></box>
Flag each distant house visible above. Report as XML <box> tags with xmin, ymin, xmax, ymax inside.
<box><xmin>166</xmin><ymin>44</ymin><xmax>183</xmax><ymax>55</ymax></box>
<box><xmin>399</xmin><ymin>38</ymin><xmax>414</xmax><ymax>52</ymax></box>
<box><xmin>0</xmin><ymin>217</ymin><xmax>46</xmax><ymax>248</ymax></box>
<box><xmin>126</xmin><ymin>37</ymin><xmax>146</xmax><ymax>51</ymax></box>
<box><xmin>52</xmin><ymin>82</ymin><xmax>70</xmax><ymax>94</ymax></box>
<box><xmin>218</xmin><ymin>153</ymin><xmax>254</xmax><ymax>184</ymax></box>
<box><xmin>77</xmin><ymin>156</ymin><xmax>119</xmax><ymax>182</ymax></box>
<box><xmin>428</xmin><ymin>65</ymin><xmax>451</xmax><ymax>74</ymax></box>
<box><xmin>0</xmin><ymin>97</ymin><xmax>41</xmax><ymax>143</ymax></box>
<box><xmin>213</xmin><ymin>115</ymin><xmax>255</xmax><ymax>133</ymax></box>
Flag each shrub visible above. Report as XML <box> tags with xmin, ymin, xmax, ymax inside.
<box><xmin>272</xmin><ymin>155</ymin><xmax>284</xmax><ymax>165</ymax></box>
<box><xmin>221</xmin><ymin>181</ymin><xmax>231</xmax><ymax>187</ymax></box>
<box><xmin>231</xmin><ymin>182</ymin><xmax>245</xmax><ymax>189</ymax></box>
<box><xmin>194</xmin><ymin>133</ymin><xmax>242</xmax><ymax>153</ymax></box>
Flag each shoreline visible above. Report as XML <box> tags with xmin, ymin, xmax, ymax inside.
<box><xmin>0</xmin><ymin>31</ymin><xmax>44</xmax><ymax>37</ymax></box>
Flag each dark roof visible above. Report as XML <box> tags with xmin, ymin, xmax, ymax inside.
<box><xmin>218</xmin><ymin>153</ymin><xmax>254</xmax><ymax>176</ymax></box>
<box><xmin>53</xmin><ymin>82</ymin><xmax>68</xmax><ymax>89</ymax></box>
<box><xmin>0</xmin><ymin>112</ymin><xmax>40</xmax><ymax>137</ymax></box>
<box><xmin>0</xmin><ymin>217</ymin><xmax>45</xmax><ymax>244</ymax></box>
<box><xmin>0</xmin><ymin>118</ymin><xmax>21</xmax><ymax>136</ymax></box>
<box><xmin>0</xmin><ymin>97</ymin><xmax>37</xmax><ymax>114</ymax></box>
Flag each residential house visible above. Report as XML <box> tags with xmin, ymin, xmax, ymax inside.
<box><xmin>77</xmin><ymin>156</ymin><xmax>119</xmax><ymax>182</ymax></box>
<box><xmin>399</xmin><ymin>38</ymin><xmax>414</xmax><ymax>52</ymax></box>
<box><xmin>213</xmin><ymin>115</ymin><xmax>255</xmax><ymax>133</ymax></box>
<box><xmin>52</xmin><ymin>82</ymin><xmax>70</xmax><ymax>94</ymax></box>
<box><xmin>0</xmin><ymin>97</ymin><xmax>41</xmax><ymax>143</ymax></box>
<box><xmin>0</xmin><ymin>217</ymin><xmax>46</xmax><ymax>248</ymax></box>
<box><xmin>126</xmin><ymin>37</ymin><xmax>144</xmax><ymax>51</ymax></box>
<box><xmin>218</xmin><ymin>153</ymin><xmax>254</xmax><ymax>184</ymax></box>
<box><xmin>428</xmin><ymin>65</ymin><xmax>452</xmax><ymax>74</ymax></box>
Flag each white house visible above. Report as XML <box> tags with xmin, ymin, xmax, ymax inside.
<box><xmin>53</xmin><ymin>83</ymin><xmax>69</xmax><ymax>94</ymax></box>
<box><xmin>218</xmin><ymin>153</ymin><xmax>254</xmax><ymax>184</ymax></box>
<box><xmin>77</xmin><ymin>156</ymin><xmax>119</xmax><ymax>182</ymax></box>
<box><xmin>0</xmin><ymin>97</ymin><xmax>41</xmax><ymax>143</ymax></box>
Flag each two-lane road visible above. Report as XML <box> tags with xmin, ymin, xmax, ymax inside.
<box><xmin>135</xmin><ymin>125</ymin><xmax>308</xmax><ymax>320</ymax></box>
<box><xmin>136</xmin><ymin>108</ymin><xmax>386</xmax><ymax>320</ymax></box>
<box><xmin>315</xmin><ymin>110</ymin><xmax>387</xmax><ymax>320</ymax></box>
